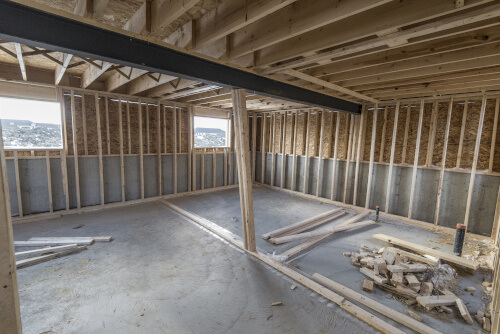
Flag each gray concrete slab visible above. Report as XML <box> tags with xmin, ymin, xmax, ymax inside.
<box><xmin>13</xmin><ymin>201</ymin><xmax>374</xmax><ymax>334</ymax></box>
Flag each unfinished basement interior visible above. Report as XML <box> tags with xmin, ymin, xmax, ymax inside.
<box><xmin>2</xmin><ymin>0</ymin><xmax>500</xmax><ymax>333</ymax></box>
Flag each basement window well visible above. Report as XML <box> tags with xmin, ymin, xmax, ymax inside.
<box><xmin>0</xmin><ymin>97</ymin><xmax>63</xmax><ymax>149</ymax></box>
<box><xmin>194</xmin><ymin>116</ymin><xmax>229</xmax><ymax>148</ymax></box>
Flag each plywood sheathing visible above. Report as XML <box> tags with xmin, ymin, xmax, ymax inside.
<box><xmin>296</xmin><ymin>113</ymin><xmax>305</xmax><ymax>156</ymax></box>
<box><xmin>382</xmin><ymin>106</ymin><xmax>396</xmax><ymax>163</ymax></box>
<box><xmin>256</xmin><ymin>116</ymin><xmax>262</xmax><ymax>153</ymax></box>
<box><xmin>337</xmin><ymin>113</ymin><xmax>349</xmax><ymax>160</ymax></box>
<box><xmin>432</xmin><ymin>101</ymin><xmax>450</xmax><ymax>167</ymax></box>
<box><xmin>284</xmin><ymin>113</ymin><xmax>293</xmax><ymax>155</ymax></box>
<box><xmin>494</xmin><ymin>104</ymin><xmax>500</xmax><ymax>172</ymax></box>
<box><xmin>445</xmin><ymin>100</ymin><xmax>466</xmax><ymax>168</ymax></box>
<box><xmin>460</xmin><ymin>99</ymin><xmax>482</xmax><ymax>169</ymax></box>
<box><xmin>394</xmin><ymin>105</ymin><xmax>407</xmax><ymax>164</ymax></box>
<box><xmin>477</xmin><ymin>98</ymin><xmax>496</xmax><ymax>171</ymax></box>
<box><xmin>363</xmin><ymin>109</ymin><xmax>374</xmax><ymax>161</ymax></box>
<box><xmin>322</xmin><ymin>111</ymin><xmax>332</xmax><ymax>158</ymax></box>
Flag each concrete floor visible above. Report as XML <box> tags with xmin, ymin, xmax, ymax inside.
<box><xmin>13</xmin><ymin>197</ymin><xmax>374</xmax><ymax>333</ymax></box>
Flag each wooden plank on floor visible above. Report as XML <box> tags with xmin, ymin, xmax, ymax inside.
<box><xmin>16</xmin><ymin>246</ymin><xmax>86</xmax><ymax>269</ymax></box>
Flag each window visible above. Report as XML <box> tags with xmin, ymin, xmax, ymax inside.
<box><xmin>0</xmin><ymin>97</ymin><xmax>63</xmax><ymax>149</ymax></box>
<box><xmin>194</xmin><ymin>116</ymin><xmax>229</xmax><ymax>148</ymax></box>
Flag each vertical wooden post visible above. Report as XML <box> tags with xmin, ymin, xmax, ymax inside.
<box><xmin>224</xmin><ymin>147</ymin><xmax>228</xmax><ymax>186</ymax></box>
<box><xmin>330</xmin><ymin>112</ymin><xmax>340</xmax><ymax>201</ymax></box>
<box><xmin>105</xmin><ymin>97</ymin><xmax>111</xmax><ymax>155</ymax></box>
<box><xmin>0</xmin><ymin>119</ymin><xmax>22</xmax><ymax>333</ymax></box>
<box><xmin>201</xmin><ymin>148</ymin><xmax>205</xmax><ymax>190</ymax></box>
<box><xmin>213</xmin><ymin>148</ymin><xmax>217</xmax><ymax>188</ymax></box>
<box><xmin>126</xmin><ymin>101</ymin><xmax>131</xmax><ymax>155</ymax></box>
<box><xmin>303</xmin><ymin>111</ymin><xmax>311</xmax><ymax>194</ymax></box>
<box><xmin>81</xmin><ymin>94</ymin><xmax>88</xmax><ymax>156</ymax></box>
<box><xmin>365</xmin><ymin>104</ymin><xmax>378</xmax><ymax>209</ymax></box>
<box><xmin>434</xmin><ymin>98</ymin><xmax>453</xmax><ymax>225</ymax></box>
<box><xmin>188</xmin><ymin>105</ymin><xmax>193</xmax><ymax>191</ymax></box>
<box><xmin>70</xmin><ymin>90</ymin><xmax>81</xmax><ymax>209</ymax></box>
<box><xmin>316</xmin><ymin>110</ymin><xmax>326</xmax><ymax>197</ymax></box>
<box><xmin>463</xmin><ymin>95</ymin><xmax>487</xmax><ymax>229</ymax></box>
<box><xmin>426</xmin><ymin>101</ymin><xmax>438</xmax><ymax>168</ymax></box>
<box><xmin>492</xmin><ymin>185</ymin><xmax>500</xmax><ymax>241</ymax></box>
<box><xmin>343</xmin><ymin>114</ymin><xmax>355</xmax><ymax>203</ymax></box>
<box><xmin>384</xmin><ymin>102</ymin><xmax>400</xmax><ymax>213</ymax></box>
<box><xmin>378</xmin><ymin>106</ymin><xmax>388</xmax><ymax>162</ymax></box>
<box><xmin>456</xmin><ymin>99</ymin><xmax>469</xmax><ymax>169</ymax></box>
<box><xmin>45</xmin><ymin>150</ymin><xmax>53</xmax><ymax>212</ymax></box>
<box><xmin>146</xmin><ymin>104</ymin><xmax>150</xmax><ymax>154</ymax></box>
<box><xmin>401</xmin><ymin>104</ymin><xmax>411</xmax><ymax>163</ymax></box>
<box><xmin>232</xmin><ymin>89</ymin><xmax>256</xmax><ymax>252</ymax></box>
<box><xmin>291</xmin><ymin>112</ymin><xmax>298</xmax><ymax>191</ymax></box>
<box><xmin>261</xmin><ymin>113</ymin><xmax>267</xmax><ymax>183</ymax></box>
<box><xmin>138</xmin><ymin>99</ymin><xmax>144</xmax><ymax>199</ymax></box>
<box><xmin>408</xmin><ymin>100</ymin><xmax>425</xmax><ymax>219</ymax></box>
<box><xmin>13</xmin><ymin>151</ymin><xmax>22</xmax><ymax>217</ymax></box>
<box><xmin>271</xmin><ymin>113</ymin><xmax>277</xmax><ymax>187</ymax></box>
<box><xmin>252</xmin><ymin>114</ymin><xmax>257</xmax><ymax>183</ymax></box>
<box><xmin>173</xmin><ymin>106</ymin><xmax>178</xmax><ymax>194</ymax></box>
<box><xmin>57</xmin><ymin>88</ymin><xmax>70</xmax><ymax>211</ymax></box>
<box><xmin>489</xmin><ymin>98</ymin><xmax>499</xmax><ymax>173</ymax></box>
<box><xmin>353</xmin><ymin>105</ymin><xmax>367</xmax><ymax>206</ymax></box>
<box><xmin>119</xmin><ymin>97</ymin><xmax>126</xmax><ymax>202</ymax></box>
<box><xmin>95</xmin><ymin>94</ymin><xmax>105</xmax><ymax>206</ymax></box>
<box><xmin>281</xmin><ymin>112</ymin><xmax>287</xmax><ymax>188</ymax></box>
<box><xmin>157</xmin><ymin>103</ymin><xmax>162</xmax><ymax>196</ymax></box>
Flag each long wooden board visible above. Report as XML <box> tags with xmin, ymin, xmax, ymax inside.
<box><xmin>372</xmin><ymin>234</ymin><xmax>479</xmax><ymax>270</ymax></box>
<box><xmin>16</xmin><ymin>246</ymin><xmax>86</xmax><ymax>268</ymax></box>
<box><xmin>15</xmin><ymin>244</ymin><xmax>78</xmax><ymax>259</ymax></box>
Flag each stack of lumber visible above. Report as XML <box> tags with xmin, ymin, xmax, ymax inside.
<box><xmin>347</xmin><ymin>241</ymin><xmax>479</xmax><ymax>328</ymax></box>
<box><xmin>14</xmin><ymin>236</ymin><xmax>112</xmax><ymax>269</ymax></box>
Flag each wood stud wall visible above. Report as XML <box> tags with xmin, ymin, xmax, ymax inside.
<box><xmin>254</xmin><ymin>94</ymin><xmax>500</xmax><ymax>237</ymax></box>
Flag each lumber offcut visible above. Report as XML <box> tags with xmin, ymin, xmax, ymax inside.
<box><xmin>313</xmin><ymin>273</ymin><xmax>441</xmax><ymax>334</ymax></box>
<box><xmin>14</xmin><ymin>239</ymin><xmax>94</xmax><ymax>247</ymax></box>
<box><xmin>15</xmin><ymin>244</ymin><xmax>78</xmax><ymax>259</ymax></box>
<box><xmin>372</xmin><ymin>234</ymin><xmax>479</xmax><ymax>270</ymax></box>
<box><xmin>16</xmin><ymin>246</ymin><xmax>86</xmax><ymax>268</ymax></box>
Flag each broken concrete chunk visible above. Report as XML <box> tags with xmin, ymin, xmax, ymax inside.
<box><xmin>382</xmin><ymin>250</ymin><xmax>397</xmax><ymax>265</ymax></box>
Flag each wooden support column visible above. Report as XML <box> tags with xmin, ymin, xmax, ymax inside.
<box><xmin>316</xmin><ymin>110</ymin><xmax>326</xmax><ymax>197</ymax></box>
<box><xmin>45</xmin><ymin>150</ymin><xmax>53</xmax><ymax>212</ymax></box>
<box><xmin>353</xmin><ymin>105</ymin><xmax>366</xmax><ymax>206</ymax></box>
<box><xmin>252</xmin><ymin>114</ymin><xmax>257</xmax><ymax>183</ymax></box>
<box><xmin>146</xmin><ymin>104</ymin><xmax>150</xmax><ymax>154</ymax></box>
<box><xmin>95</xmin><ymin>94</ymin><xmax>105</xmax><ymax>206</ymax></box>
<box><xmin>463</xmin><ymin>95</ymin><xmax>487</xmax><ymax>230</ymax></box>
<box><xmin>81</xmin><ymin>94</ymin><xmax>88</xmax><ymax>156</ymax></box>
<box><xmin>138</xmin><ymin>99</ymin><xmax>144</xmax><ymax>199</ymax></box>
<box><xmin>434</xmin><ymin>98</ymin><xmax>453</xmax><ymax>225</ymax></box>
<box><xmin>489</xmin><ymin>98</ymin><xmax>499</xmax><ymax>173</ymax></box>
<box><xmin>384</xmin><ymin>102</ymin><xmax>399</xmax><ymax>213</ymax></box>
<box><xmin>365</xmin><ymin>104</ymin><xmax>378</xmax><ymax>209</ymax></box>
<box><xmin>330</xmin><ymin>112</ymin><xmax>340</xmax><ymax>201</ymax></box>
<box><xmin>119</xmin><ymin>97</ymin><xmax>126</xmax><ymax>202</ymax></box>
<box><xmin>303</xmin><ymin>111</ymin><xmax>311</xmax><ymax>194</ymax></box>
<box><xmin>408</xmin><ymin>100</ymin><xmax>425</xmax><ymax>219</ymax></box>
<box><xmin>0</xmin><ymin>121</ymin><xmax>22</xmax><ymax>333</ymax></box>
<box><xmin>105</xmin><ymin>98</ymin><xmax>111</xmax><ymax>155</ymax></box>
<box><xmin>57</xmin><ymin>88</ymin><xmax>70</xmax><ymax>211</ymax></box>
<box><xmin>232</xmin><ymin>89</ymin><xmax>256</xmax><ymax>252</ymax></box>
<box><xmin>401</xmin><ymin>104</ymin><xmax>411</xmax><ymax>163</ymax></box>
<box><xmin>188</xmin><ymin>105</ymin><xmax>193</xmax><ymax>191</ymax></box>
<box><xmin>261</xmin><ymin>113</ymin><xmax>267</xmax><ymax>184</ymax></box>
<box><xmin>280</xmin><ymin>112</ymin><xmax>287</xmax><ymax>188</ymax></box>
<box><xmin>343</xmin><ymin>115</ymin><xmax>355</xmax><ymax>203</ymax></box>
<box><xmin>271</xmin><ymin>113</ymin><xmax>277</xmax><ymax>187</ymax></box>
<box><xmin>157</xmin><ymin>104</ymin><xmax>162</xmax><ymax>196</ymax></box>
<box><xmin>426</xmin><ymin>101</ymin><xmax>438</xmax><ymax>168</ymax></box>
<box><xmin>70</xmin><ymin>90</ymin><xmax>81</xmax><ymax>209</ymax></box>
<box><xmin>126</xmin><ymin>101</ymin><xmax>131</xmax><ymax>155</ymax></box>
<box><xmin>13</xmin><ymin>151</ymin><xmax>22</xmax><ymax>217</ymax></box>
<box><xmin>213</xmin><ymin>148</ymin><xmax>216</xmax><ymax>188</ymax></box>
<box><xmin>291</xmin><ymin>112</ymin><xmax>298</xmax><ymax>191</ymax></box>
<box><xmin>378</xmin><ymin>106</ymin><xmax>388</xmax><ymax>163</ymax></box>
<box><xmin>201</xmin><ymin>148</ymin><xmax>205</xmax><ymax>190</ymax></box>
<box><xmin>173</xmin><ymin>107</ymin><xmax>178</xmax><ymax>194</ymax></box>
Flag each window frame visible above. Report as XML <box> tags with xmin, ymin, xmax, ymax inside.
<box><xmin>193</xmin><ymin>115</ymin><xmax>231</xmax><ymax>149</ymax></box>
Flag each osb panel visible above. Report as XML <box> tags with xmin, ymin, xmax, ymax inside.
<box><xmin>98</xmin><ymin>97</ymin><xmax>107</xmax><ymax>154</ymax></box>
<box><xmin>107</xmin><ymin>98</ymin><xmax>121</xmax><ymax>155</ymax></box>
<box><xmin>363</xmin><ymin>109</ymin><xmax>374</xmax><ymax>161</ymax></box>
<box><xmin>284</xmin><ymin>113</ymin><xmax>294</xmax><ymax>154</ymax></box>
<box><xmin>337</xmin><ymin>113</ymin><xmax>349</xmax><ymax>160</ymax></box>
<box><xmin>417</xmin><ymin>103</ymin><xmax>433</xmax><ymax>166</ymax></box>
<box><xmin>164</xmin><ymin>107</ymin><xmax>174</xmax><ymax>154</ymax></box>
<box><xmin>256</xmin><ymin>116</ymin><xmax>262</xmax><ymax>152</ymax></box>
<box><xmin>445</xmin><ymin>100</ymin><xmax>466</xmax><ymax>168</ymax></box>
<box><xmin>432</xmin><ymin>101</ymin><xmax>450</xmax><ymax>167</ymax></box>
<box><xmin>147</xmin><ymin>104</ymin><xmax>159</xmax><ymax>154</ymax></box>
<box><xmin>322</xmin><ymin>111</ymin><xmax>333</xmax><ymax>158</ymax></box>
<box><xmin>404</xmin><ymin>104</ymin><xmax>421</xmax><ymax>165</ymax></box>
<box><xmin>296</xmin><ymin>113</ymin><xmax>305</xmax><ymax>156</ymax></box>
<box><xmin>477</xmin><ymin>98</ymin><xmax>496</xmax><ymax>171</ymax></box>
<box><xmin>382</xmin><ymin>106</ymin><xmax>396</xmax><ymax>163</ymax></box>
<box><xmin>329</xmin><ymin>112</ymin><xmax>338</xmax><ymax>159</ymax></box>
<box><xmin>128</xmin><ymin>102</ymin><xmax>140</xmax><ymax>155</ymax></box>
<box><xmin>122</xmin><ymin>102</ymin><xmax>131</xmax><ymax>154</ymax></box>
<box><xmin>494</xmin><ymin>103</ymin><xmax>500</xmax><ymax>172</ymax></box>
<box><xmin>63</xmin><ymin>94</ymin><xmax>73</xmax><ymax>156</ymax></box>
<box><xmin>460</xmin><ymin>99</ymin><xmax>482</xmax><ymax>169</ymax></box>
<box><xmin>394</xmin><ymin>105</ymin><xmax>408</xmax><ymax>164</ymax></box>
<box><xmin>307</xmin><ymin>112</ymin><xmax>320</xmax><ymax>157</ymax></box>
<box><xmin>273</xmin><ymin>114</ymin><xmax>282</xmax><ymax>154</ymax></box>
<box><xmin>82</xmin><ymin>94</ymin><xmax>98</xmax><ymax>156</ymax></box>
<box><xmin>181</xmin><ymin>108</ymin><xmax>189</xmax><ymax>153</ymax></box>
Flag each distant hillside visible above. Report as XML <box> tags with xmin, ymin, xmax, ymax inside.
<box><xmin>1</xmin><ymin>119</ymin><xmax>62</xmax><ymax>148</ymax></box>
<box><xmin>195</xmin><ymin>127</ymin><xmax>226</xmax><ymax>134</ymax></box>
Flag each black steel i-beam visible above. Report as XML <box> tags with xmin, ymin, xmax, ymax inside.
<box><xmin>0</xmin><ymin>1</ymin><xmax>361</xmax><ymax>114</ymax></box>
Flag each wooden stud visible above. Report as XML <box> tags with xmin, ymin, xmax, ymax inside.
<box><xmin>81</xmin><ymin>94</ymin><xmax>88</xmax><ymax>156</ymax></box>
<box><xmin>13</xmin><ymin>151</ymin><xmax>23</xmax><ymax>218</ymax></box>
<box><xmin>173</xmin><ymin>107</ymin><xmax>178</xmax><ymax>194</ymax></box>
<box><xmin>201</xmin><ymin>148</ymin><xmax>205</xmax><ymax>190</ymax></box>
<box><xmin>401</xmin><ymin>104</ymin><xmax>411</xmax><ymax>164</ymax></box>
<box><xmin>95</xmin><ymin>94</ymin><xmax>105</xmax><ymax>206</ymax></box>
<box><xmin>281</xmin><ymin>112</ymin><xmax>287</xmax><ymax>188</ymax></box>
<box><xmin>252</xmin><ymin>114</ymin><xmax>257</xmax><ymax>183</ymax></box>
<box><xmin>379</xmin><ymin>106</ymin><xmax>388</xmax><ymax>162</ymax></box>
<box><xmin>45</xmin><ymin>150</ymin><xmax>53</xmax><ymax>213</ymax></box>
<box><xmin>343</xmin><ymin>115</ymin><xmax>350</xmax><ymax>158</ymax></box>
<box><xmin>291</xmin><ymin>112</ymin><xmax>298</xmax><ymax>191</ymax></box>
<box><xmin>434</xmin><ymin>98</ymin><xmax>453</xmax><ymax>225</ymax></box>
<box><xmin>57</xmin><ymin>88</ymin><xmax>70</xmax><ymax>211</ymax></box>
<box><xmin>146</xmin><ymin>104</ymin><xmax>150</xmax><ymax>154</ymax></box>
<box><xmin>188</xmin><ymin>105</ymin><xmax>193</xmax><ymax>191</ymax></box>
<box><xmin>316</xmin><ymin>110</ymin><xmax>326</xmax><ymax>197</ymax></box>
<box><xmin>271</xmin><ymin>113</ymin><xmax>277</xmax><ymax>187</ymax></box>
<box><xmin>353</xmin><ymin>106</ymin><xmax>367</xmax><ymax>206</ymax></box>
<box><xmin>138</xmin><ymin>99</ymin><xmax>144</xmax><ymax>199</ymax></box>
<box><xmin>489</xmin><ymin>98</ymin><xmax>499</xmax><ymax>173</ymax></box>
<box><xmin>492</xmin><ymin>185</ymin><xmax>500</xmax><ymax>241</ymax></box>
<box><xmin>464</xmin><ymin>95</ymin><xmax>488</xmax><ymax>229</ymax></box>
<box><xmin>384</xmin><ymin>102</ymin><xmax>399</xmax><ymax>213</ymax></box>
<box><xmin>70</xmin><ymin>90</ymin><xmax>81</xmax><ymax>209</ymax></box>
<box><xmin>365</xmin><ymin>105</ymin><xmax>378</xmax><ymax>209</ymax></box>
<box><xmin>118</xmin><ymin>97</ymin><xmax>126</xmax><ymax>202</ymax></box>
<box><xmin>303</xmin><ymin>111</ymin><xmax>311</xmax><ymax>194</ymax></box>
<box><xmin>232</xmin><ymin>89</ymin><xmax>256</xmax><ymax>252</ymax></box>
<box><xmin>456</xmin><ymin>99</ymin><xmax>469</xmax><ymax>169</ymax></box>
<box><xmin>126</xmin><ymin>101</ymin><xmax>131</xmax><ymax>154</ymax></box>
<box><xmin>0</xmin><ymin>118</ymin><xmax>22</xmax><ymax>333</ymax></box>
<box><xmin>213</xmin><ymin>148</ymin><xmax>216</xmax><ymax>188</ymax></box>
<box><xmin>157</xmin><ymin>104</ymin><xmax>162</xmax><ymax>196</ymax></box>
<box><xmin>105</xmin><ymin>97</ymin><xmax>111</xmax><ymax>155</ymax></box>
<box><xmin>261</xmin><ymin>113</ymin><xmax>267</xmax><ymax>184</ymax></box>
<box><xmin>408</xmin><ymin>100</ymin><xmax>425</xmax><ymax>219</ymax></box>
<box><xmin>224</xmin><ymin>147</ymin><xmax>228</xmax><ymax>186</ymax></box>
<box><xmin>330</xmin><ymin>112</ymin><xmax>340</xmax><ymax>201</ymax></box>
<box><xmin>343</xmin><ymin>115</ymin><xmax>355</xmax><ymax>203</ymax></box>
<box><xmin>163</xmin><ymin>106</ymin><xmax>167</xmax><ymax>154</ymax></box>
<box><xmin>426</xmin><ymin>101</ymin><xmax>438</xmax><ymax>168</ymax></box>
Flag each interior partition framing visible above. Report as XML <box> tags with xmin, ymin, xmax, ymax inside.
<box><xmin>251</xmin><ymin>92</ymin><xmax>500</xmax><ymax>239</ymax></box>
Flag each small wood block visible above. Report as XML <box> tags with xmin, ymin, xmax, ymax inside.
<box><xmin>404</xmin><ymin>298</ymin><xmax>417</xmax><ymax>306</ymax></box>
<box><xmin>394</xmin><ymin>255</ymin><xmax>403</xmax><ymax>265</ymax></box>
<box><xmin>382</xmin><ymin>250</ymin><xmax>397</xmax><ymax>265</ymax></box>
<box><xmin>405</xmin><ymin>310</ymin><xmax>424</xmax><ymax>322</ymax></box>
<box><xmin>483</xmin><ymin>317</ymin><xmax>491</xmax><ymax>332</ymax></box>
<box><xmin>343</xmin><ymin>252</ymin><xmax>352</xmax><ymax>257</ymax></box>
<box><xmin>360</xmin><ymin>267</ymin><xmax>388</xmax><ymax>284</ymax></box>
<box><xmin>387</xmin><ymin>265</ymin><xmax>406</xmax><ymax>273</ymax></box>
<box><xmin>474</xmin><ymin>314</ymin><xmax>484</xmax><ymax>326</ymax></box>
<box><xmin>391</xmin><ymin>272</ymin><xmax>405</xmax><ymax>286</ymax></box>
<box><xmin>362</xmin><ymin>279</ymin><xmax>374</xmax><ymax>293</ymax></box>
<box><xmin>291</xmin><ymin>285</ymin><xmax>296</xmax><ymax>290</ymax></box>
<box><xmin>456</xmin><ymin>298</ymin><xmax>473</xmax><ymax>325</ymax></box>
<box><xmin>416</xmin><ymin>295</ymin><xmax>457</xmax><ymax>309</ymax></box>
<box><xmin>439</xmin><ymin>306</ymin><xmax>453</xmax><ymax>314</ymax></box>
<box><xmin>399</xmin><ymin>263</ymin><xmax>428</xmax><ymax>272</ymax></box>
<box><xmin>464</xmin><ymin>287</ymin><xmax>476</xmax><ymax>293</ymax></box>
<box><xmin>420</xmin><ymin>282</ymin><xmax>433</xmax><ymax>296</ymax></box>
<box><xmin>271</xmin><ymin>302</ymin><xmax>282</xmax><ymax>306</ymax></box>
<box><xmin>405</xmin><ymin>274</ymin><xmax>421</xmax><ymax>287</ymax></box>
